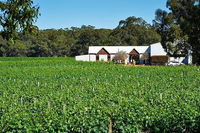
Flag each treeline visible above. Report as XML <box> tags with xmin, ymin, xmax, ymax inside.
<box><xmin>0</xmin><ymin>0</ymin><xmax>200</xmax><ymax>64</ymax></box>
<box><xmin>0</xmin><ymin>17</ymin><xmax>161</xmax><ymax>57</ymax></box>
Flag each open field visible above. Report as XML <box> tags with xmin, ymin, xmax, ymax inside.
<box><xmin>0</xmin><ymin>58</ymin><xmax>199</xmax><ymax>132</ymax></box>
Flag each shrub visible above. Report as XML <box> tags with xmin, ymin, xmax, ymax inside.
<box><xmin>112</xmin><ymin>51</ymin><xmax>128</xmax><ymax>64</ymax></box>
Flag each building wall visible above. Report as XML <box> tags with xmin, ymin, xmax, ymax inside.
<box><xmin>99</xmin><ymin>55</ymin><xmax>108</xmax><ymax>61</ymax></box>
<box><xmin>169</xmin><ymin>57</ymin><xmax>185</xmax><ymax>63</ymax></box>
<box><xmin>89</xmin><ymin>55</ymin><xmax>96</xmax><ymax>61</ymax></box>
<box><xmin>169</xmin><ymin>56</ymin><xmax>192</xmax><ymax>65</ymax></box>
<box><xmin>75</xmin><ymin>55</ymin><xmax>90</xmax><ymax>61</ymax></box>
<box><xmin>188</xmin><ymin>54</ymin><xmax>192</xmax><ymax>64</ymax></box>
<box><xmin>125</xmin><ymin>57</ymin><xmax>129</xmax><ymax>64</ymax></box>
<box><xmin>110</xmin><ymin>54</ymin><xmax>116</xmax><ymax>60</ymax></box>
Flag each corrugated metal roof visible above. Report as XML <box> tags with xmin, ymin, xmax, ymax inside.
<box><xmin>89</xmin><ymin>46</ymin><xmax>149</xmax><ymax>54</ymax></box>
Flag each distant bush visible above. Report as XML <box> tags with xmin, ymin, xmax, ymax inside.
<box><xmin>151</xmin><ymin>56</ymin><xmax>169</xmax><ymax>65</ymax></box>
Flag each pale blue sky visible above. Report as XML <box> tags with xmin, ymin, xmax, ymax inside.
<box><xmin>33</xmin><ymin>0</ymin><xmax>168</xmax><ymax>29</ymax></box>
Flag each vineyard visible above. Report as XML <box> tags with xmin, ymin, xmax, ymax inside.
<box><xmin>0</xmin><ymin>57</ymin><xmax>199</xmax><ymax>133</ymax></box>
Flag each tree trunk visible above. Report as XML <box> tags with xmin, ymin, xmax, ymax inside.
<box><xmin>108</xmin><ymin>119</ymin><xmax>112</xmax><ymax>133</ymax></box>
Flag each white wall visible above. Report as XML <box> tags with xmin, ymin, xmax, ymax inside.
<box><xmin>125</xmin><ymin>57</ymin><xmax>129</xmax><ymax>64</ymax></box>
<box><xmin>188</xmin><ymin>50</ymin><xmax>193</xmax><ymax>64</ymax></box>
<box><xmin>76</xmin><ymin>55</ymin><xmax>97</xmax><ymax>62</ymax></box>
<box><xmin>89</xmin><ymin>55</ymin><xmax>96</xmax><ymax>61</ymax></box>
<box><xmin>75</xmin><ymin>55</ymin><xmax>90</xmax><ymax>61</ymax></box>
<box><xmin>99</xmin><ymin>55</ymin><xmax>108</xmax><ymax>61</ymax></box>
<box><xmin>110</xmin><ymin>55</ymin><xmax>116</xmax><ymax>61</ymax></box>
<box><xmin>188</xmin><ymin>55</ymin><xmax>192</xmax><ymax>64</ymax></box>
<box><xmin>169</xmin><ymin>57</ymin><xmax>185</xmax><ymax>63</ymax></box>
<box><xmin>170</xmin><ymin>56</ymin><xmax>192</xmax><ymax>65</ymax></box>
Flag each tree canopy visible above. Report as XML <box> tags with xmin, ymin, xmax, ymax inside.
<box><xmin>0</xmin><ymin>0</ymin><xmax>39</xmax><ymax>40</ymax></box>
<box><xmin>110</xmin><ymin>16</ymin><xmax>161</xmax><ymax>46</ymax></box>
<box><xmin>0</xmin><ymin>17</ymin><xmax>161</xmax><ymax>57</ymax></box>
<box><xmin>154</xmin><ymin>0</ymin><xmax>200</xmax><ymax>64</ymax></box>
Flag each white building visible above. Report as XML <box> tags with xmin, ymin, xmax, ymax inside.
<box><xmin>75</xmin><ymin>42</ymin><xmax>192</xmax><ymax>65</ymax></box>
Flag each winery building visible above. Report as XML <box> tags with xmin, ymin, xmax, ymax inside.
<box><xmin>75</xmin><ymin>42</ymin><xmax>192</xmax><ymax>65</ymax></box>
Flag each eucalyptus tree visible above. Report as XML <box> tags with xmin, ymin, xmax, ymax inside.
<box><xmin>110</xmin><ymin>16</ymin><xmax>161</xmax><ymax>46</ymax></box>
<box><xmin>154</xmin><ymin>0</ymin><xmax>200</xmax><ymax>64</ymax></box>
<box><xmin>167</xmin><ymin>0</ymin><xmax>200</xmax><ymax>64</ymax></box>
<box><xmin>0</xmin><ymin>0</ymin><xmax>39</xmax><ymax>40</ymax></box>
<box><xmin>153</xmin><ymin>9</ymin><xmax>190</xmax><ymax>56</ymax></box>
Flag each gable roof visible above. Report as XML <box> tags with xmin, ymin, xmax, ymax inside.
<box><xmin>97</xmin><ymin>48</ymin><xmax>110</xmax><ymax>55</ymax></box>
<box><xmin>129</xmin><ymin>49</ymin><xmax>139</xmax><ymax>55</ymax></box>
<box><xmin>89</xmin><ymin>46</ymin><xmax>149</xmax><ymax>54</ymax></box>
<box><xmin>150</xmin><ymin>42</ymin><xmax>167</xmax><ymax>56</ymax></box>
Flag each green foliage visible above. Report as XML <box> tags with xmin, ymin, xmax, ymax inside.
<box><xmin>0</xmin><ymin>16</ymin><xmax>161</xmax><ymax>57</ymax></box>
<box><xmin>0</xmin><ymin>57</ymin><xmax>199</xmax><ymax>132</ymax></box>
<box><xmin>110</xmin><ymin>16</ymin><xmax>161</xmax><ymax>46</ymax></box>
<box><xmin>167</xmin><ymin>0</ymin><xmax>200</xmax><ymax>64</ymax></box>
<box><xmin>153</xmin><ymin>9</ymin><xmax>189</xmax><ymax>56</ymax></box>
<box><xmin>154</xmin><ymin>0</ymin><xmax>200</xmax><ymax>64</ymax></box>
<box><xmin>0</xmin><ymin>0</ymin><xmax>40</xmax><ymax>40</ymax></box>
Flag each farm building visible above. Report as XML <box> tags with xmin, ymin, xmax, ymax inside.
<box><xmin>76</xmin><ymin>42</ymin><xmax>192</xmax><ymax>65</ymax></box>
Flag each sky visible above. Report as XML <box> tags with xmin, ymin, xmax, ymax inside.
<box><xmin>33</xmin><ymin>0</ymin><xmax>168</xmax><ymax>30</ymax></box>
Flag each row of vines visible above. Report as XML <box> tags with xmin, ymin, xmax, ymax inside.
<box><xmin>0</xmin><ymin>57</ymin><xmax>199</xmax><ymax>132</ymax></box>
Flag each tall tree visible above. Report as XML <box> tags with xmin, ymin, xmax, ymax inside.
<box><xmin>110</xmin><ymin>16</ymin><xmax>161</xmax><ymax>46</ymax></box>
<box><xmin>153</xmin><ymin>9</ymin><xmax>190</xmax><ymax>56</ymax></box>
<box><xmin>153</xmin><ymin>9</ymin><xmax>172</xmax><ymax>50</ymax></box>
<box><xmin>165</xmin><ymin>0</ymin><xmax>200</xmax><ymax>64</ymax></box>
<box><xmin>0</xmin><ymin>0</ymin><xmax>39</xmax><ymax>40</ymax></box>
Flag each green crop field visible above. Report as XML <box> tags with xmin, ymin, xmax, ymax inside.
<box><xmin>0</xmin><ymin>57</ymin><xmax>199</xmax><ymax>133</ymax></box>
